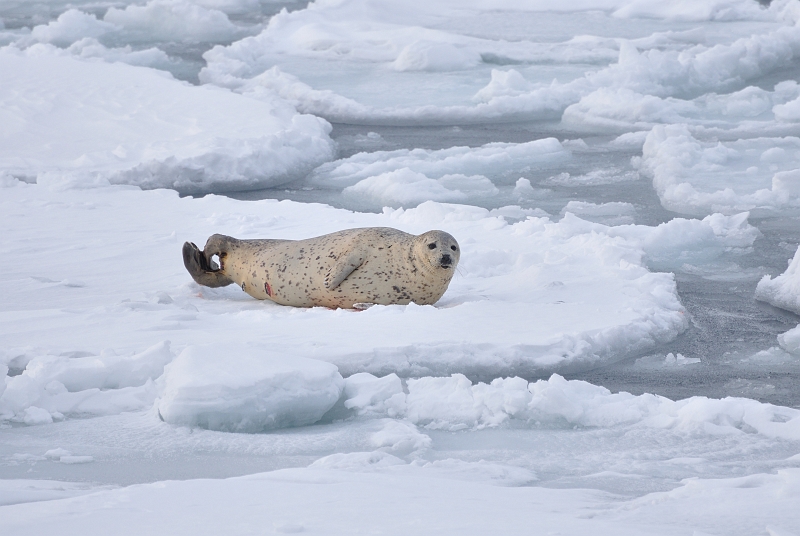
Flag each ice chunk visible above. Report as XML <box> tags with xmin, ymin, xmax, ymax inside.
<box><xmin>306</xmin><ymin>139</ymin><xmax>570</xmax><ymax>190</ymax></box>
<box><xmin>342</xmin><ymin>169</ymin><xmax>498</xmax><ymax>207</ymax></box>
<box><xmin>104</xmin><ymin>0</ymin><xmax>249</xmax><ymax>43</ymax></box>
<box><xmin>562</xmin><ymin>201</ymin><xmax>636</xmax><ymax>225</ymax></box>
<box><xmin>640</xmin><ymin>125</ymin><xmax>800</xmax><ymax>216</ymax></box>
<box><xmin>369</xmin><ymin>419</ymin><xmax>431</xmax><ymax>455</ymax></box>
<box><xmin>393</xmin><ymin>40</ymin><xmax>481</xmax><ymax>72</ymax></box>
<box><xmin>22</xmin><ymin>406</ymin><xmax>53</xmax><ymax>426</ymax></box>
<box><xmin>778</xmin><ymin>325</ymin><xmax>800</xmax><ymax>356</ymax></box>
<box><xmin>406</xmin><ymin>375</ymin><xmax>532</xmax><ymax>431</ymax></box>
<box><xmin>20</xmin><ymin>341</ymin><xmax>173</xmax><ymax>392</ymax></box>
<box><xmin>756</xmin><ymin>245</ymin><xmax>800</xmax><ymax>315</ymax></box>
<box><xmin>343</xmin><ymin>373</ymin><xmax>405</xmax><ymax>416</ymax></box>
<box><xmin>0</xmin><ymin>49</ymin><xmax>334</xmax><ymax>193</ymax></box>
<box><xmin>0</xmin><ymin>342</ymin><xmax>172</xmax><ymax>421</ymax></box>
<box><xmin>28</xmin><ymin>10</ymin><xmax>117</xmax><ymax>47</ymax></box>
<box><xmin>157</xmin><ymin>345</ymin><xmax>344</xmax><ymax>432</ymax></box>
<box><xmin>344</xmin><ymin>372</ymin><xmax>800</xmax><ymax>439</ymax></box>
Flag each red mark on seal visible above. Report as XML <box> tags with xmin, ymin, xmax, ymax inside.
<box><xmin>265</xmin><ymin>281</ymin><xmax>273</xmax><ymax>297</ymax></box>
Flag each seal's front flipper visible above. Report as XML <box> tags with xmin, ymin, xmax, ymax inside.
<box><xmin>182</xmin><ymin>241</ymin><xmax>234</xmax><ymax>288</ymax></box>
<box><xmin>325</xmin><ymin>251</ymin><xmax>365</xmax><ymax>290</ymax></box>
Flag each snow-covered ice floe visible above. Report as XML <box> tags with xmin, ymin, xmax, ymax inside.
<box><xmin>0</xmin><ymin>179</ymin><xmax>761</xmax><ymax>424</ymax></box>
<box><xmin>198</xmin><ymin>0</ymin><xmax>800</xmax><ymax>125</ymax></box>
<box><xmin>306</xmin><ymin>137</ymin><xmax>569</xmax><ymax>206</ymax></box>
<box><xmin>0</xmin><ymin>46</ymin><xmax>334</xmax><ymax>194</ymax></box>
<box><xmin>640</xmin><ymin>125</ymin><xmax>800</xmax><ymax>216</ymax></box>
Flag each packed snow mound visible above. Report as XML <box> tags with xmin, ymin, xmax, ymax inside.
<box><xmin>756</xmin><ymin>245</ymin><xmax>800</xmax><ymax>315</ymax></box>
<box><xmin>344</xmin><ymin>372</ymin><xmax>800</xmax><ymax>438</ymax></box>
<box><xmin>639</xmin><ymin>124</ymin><xmax>800</xmax><ymax>216</ymax></box>
<box><xmin>0</xmin><ymin>48</ymin><xmax>334</xmax><ymax>193</ymax></box>
<box><xmin>157</xmin><ymin>345</ymin><xmax>344</xmax><ymax>432</ymax></box>
<box><xmin>0</xmin><ymin>342</ymin><xmax>172</xmax><ymax>423</ymax></box>
<box><xmin>198</xmin><ymin>0</ymin><xmax>800</xmax><ymax>125</ymax></box>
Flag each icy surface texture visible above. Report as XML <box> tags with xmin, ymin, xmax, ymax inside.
<box><xmin>157</xmin><ymin>345</ymin><xmax>343</xmax><ymax>432</ymax></box>
<box><xmin>0</xmin><ymin>48</ymin><xmax>334</xmax><ymax>194</ymax></box>
<box><xmin>1</xmin><ymin>457</ymin><xmax>799</xmax><ymax>536</ymax></box>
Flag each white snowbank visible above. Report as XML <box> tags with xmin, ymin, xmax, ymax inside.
<box><xmin>0</xmin><ymin>48</ymin><xmax>334</xmax><ymax>193</ymax></box>
<box><xmin>639</xmin><ymin>124</ymin><xmax>800</xmax><ymax>216</ymax></box>
<box><xmin>756</xmin><ymin>245</ymin><xmax>800</xmax><ymax>315</ymax></box>
<box><xmin>344</xmin><ymin>372</ymin><xmax>800</xmax><ymax>439</ymax></box>
<box><xmin>157</xmin><ymin>345</ymin><xmax>343</xmax><ymax>432</ymax></box>
<box><xmin>778</xmin><ymin>324</ymin><xmax>800</xmax><ymax>355</ymax></box>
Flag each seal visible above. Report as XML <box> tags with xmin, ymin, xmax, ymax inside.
<box><xmin>182</xmin><ymin>227</ymin><xmax>460</xmax><ymax>309</ymax></box>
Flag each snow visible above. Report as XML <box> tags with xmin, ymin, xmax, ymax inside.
<box><xmin>0</xmin><ymin>48</ymin><xmax>334</xmax><ymax>193</ymax></box>
<box><xmin>1</xmin><ymin>465</ymin><xmax>799</xmax><ymax>536</ymax></box>
<box><xmin>3</xmin><ymin>0</ymin><xmax>800</xmax><ymax>533</ymax></box>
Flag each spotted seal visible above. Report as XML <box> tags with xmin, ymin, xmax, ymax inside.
<box><xmin>182</xmin><ymin>227</ymin><xmax>460</xmax><ymax>309</ymax></box>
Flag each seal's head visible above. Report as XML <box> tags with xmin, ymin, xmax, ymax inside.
<box><xmin>413</xmin><ymin>230</ymin><xmax>460</xmax><ymax>274</ymax></box>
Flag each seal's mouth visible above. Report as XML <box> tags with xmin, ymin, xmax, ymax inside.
<box><xmin>439</xmin><ymin>254</ymin><xmax>453</xmax><ymax>268</ymax></box>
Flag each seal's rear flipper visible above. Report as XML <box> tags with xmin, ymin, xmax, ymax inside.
<box><xmin>182</xmin><ymin>241</ymin><xmax>234</xmax><ymax>288</ymax></box>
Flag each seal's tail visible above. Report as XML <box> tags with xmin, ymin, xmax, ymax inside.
<box><xmin>182</xmin><ymin>234</ymin><xmax>235</xmax><ymax>288</ymax></box>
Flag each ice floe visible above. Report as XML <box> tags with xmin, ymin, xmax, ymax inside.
<box><xmin>0</xmin><ymin>47</ymin><xmax>334</xmax><ymax>193</ymax></box>
<box><xmin>640</xmin><ymin>125</ymin><xmax>800</xmax><ymax>216</ymax></box>
<box><xmin>198</xmin><ymin>0</ymin><xmax>800</xmax><ymax>125</ymax></box>
<box><xmin>0</xmin><ymin>181</ymin><xmax>763</xmax><ymax>423</ymax></box>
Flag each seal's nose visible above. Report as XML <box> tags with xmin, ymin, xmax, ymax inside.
<box><xmin>440</xmin><ymin>254</ymin><xmax>452</xmax><ymax>266</ymax></box>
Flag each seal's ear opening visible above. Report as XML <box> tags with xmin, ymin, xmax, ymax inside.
<box><xmin>182</xmin><ymin>241</ymin><xmax>234</xmax><ymax>288</ymax></box>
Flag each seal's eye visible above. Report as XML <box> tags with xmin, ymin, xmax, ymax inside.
<box><xmin>450</xmin><ymin>245</ymin><xmax>457</xmax><ymax>251</ymax></box>
<box><xmin>427</xmin><ymin>243</ymin><xmax>437</xmax><ymax>250</ymax></box>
